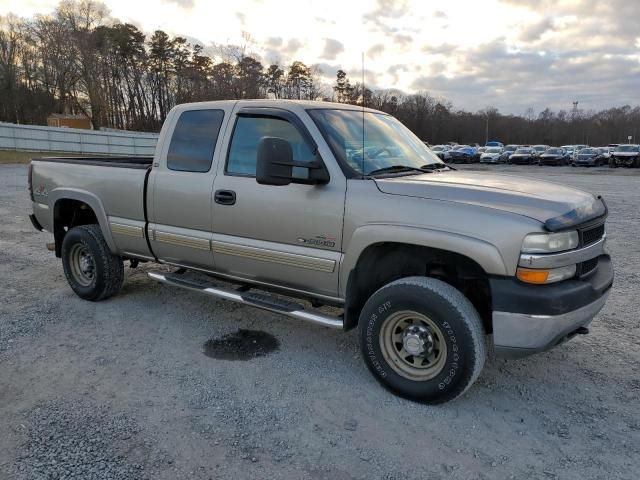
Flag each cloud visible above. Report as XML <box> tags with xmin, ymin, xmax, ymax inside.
<box><xmin>363</xmin><ymin>0</ymin><xmax>410</xmax><ymax>30</ymax></box>
<box><xmin>422</xmin><ymin>43</ymin><xmax>457</xmax><ymax>55</ymax></box>
<box><xmin>409</xmin><ymin>36</ymin><xmax>640</xmax><ymax>112</ymax></box>
<box><xmin>393</xmin><ymin>34</ymin><xmax>413</xmax><ymax>46</ymax></box>
<box><xmin>366</xmin><ymin>43</ymin><xmax>385</xmax><ymax>59</ymax></box>
<box><xmin>387</xmin><ymin>64</ymin><xmax>410</xmax><ymax>83</ymax></box>
<box><xmin>321</xmin><ymin>38</ymin><xmax>344</xmax><ymax>60</ymax></box>
<box><xmin>265</xmin><ymin>37</ymin><xmax>283</xmax><ymax>48</ymax></box>
<box><xmin>282</xmin><ymin>38</ymin><xmax>303</xmax><ymax>55</ymax></box>
<box><xmin>161</xmin><ymin>0</ymin><xmax>194</xmax><ymax>7</ymax></box>
<box><xmin>519</xmin><ymin>17</ymin><xmax>554</xmax><ymax>42</ymax></box>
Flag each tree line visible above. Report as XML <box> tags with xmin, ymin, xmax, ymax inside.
<box><xmin>1</xmin><ymin>0</ymin><xmax>638</xmax><ymax>146</ymax></box>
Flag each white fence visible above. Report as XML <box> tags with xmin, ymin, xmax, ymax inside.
<box><xmin>0</xmin><ymin>122</ymin><xmax>158</xmax><ymax>156</ymax></box>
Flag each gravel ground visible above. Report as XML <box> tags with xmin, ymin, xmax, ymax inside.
<box><xmin>1</xmin><ymin>163</ymin><xmax>639</xmax><ymax>479</ymax></box>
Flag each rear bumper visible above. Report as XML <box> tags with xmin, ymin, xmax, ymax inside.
<box><xmin>490</xmin><ymin>255</ymin><xmax>613</xmax><ymax>358</ymax></box>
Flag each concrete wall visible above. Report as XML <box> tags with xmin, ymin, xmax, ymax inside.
<box><xmin>0</xmin><ymin>122</ymin><xmax>158</xmax><ymax>157</ymax></box>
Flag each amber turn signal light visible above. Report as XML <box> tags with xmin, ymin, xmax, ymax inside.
<box><xmin>516</xmin><ymin>268</ymin><xmax>550</xmax><ymax>284</ymax></box>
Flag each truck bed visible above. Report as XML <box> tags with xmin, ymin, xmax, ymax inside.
<box><xmin>30</xmin><ymin>156</ymin><xmax>153</xmax><ymax>257</ymax></box>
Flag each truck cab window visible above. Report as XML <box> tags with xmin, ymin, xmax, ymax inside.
<box><xmin>226</xmin><ymin>116</ymin><xmax>315</xmax><ymax>178</ymax></box>
<box><xmin>167</xmin><ymin>109</ymin><xmax>224</xmax><ymax>172</ymax></box>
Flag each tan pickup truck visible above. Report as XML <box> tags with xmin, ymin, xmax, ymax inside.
<box><xmin>29</xmin><ymin>100</ymin><xmax>613</xmax><ymax>403</ymax></box>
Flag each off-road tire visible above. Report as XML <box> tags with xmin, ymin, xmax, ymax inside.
<box><xmin>358</xmin><ymin>276</ymin><xmax>486</xmax><ymax>404</ymax></box>
<box><xmin>61</xmin><ymin>224</ymin><xmax>124</xmax><ymax>301</ymax></box>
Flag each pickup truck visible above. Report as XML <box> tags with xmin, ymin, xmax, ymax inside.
<box><xmin>28</xmin><ymin>100</ymin><xmax>613</xmax><ymax>404</ymax></box>
<box><xmin>610</xmin><ymin>144</ymin><xmax>640</xmax><ymax>168</ymax></box>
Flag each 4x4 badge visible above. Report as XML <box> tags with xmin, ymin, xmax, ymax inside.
<box><xmin>34</xmin><ymin>184</ymin><xmax>48</xmax><ymax>197</ymax></box>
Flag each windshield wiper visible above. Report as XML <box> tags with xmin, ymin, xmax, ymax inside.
<box><xmin>366</xmin><ymin>165</ymin><xmax>433</xmax><ymax>177</ymax></box>
<box><xmin>420</xmin><ymin>163</ymin><xmax>456</xmax><ymax>171</ymax></box>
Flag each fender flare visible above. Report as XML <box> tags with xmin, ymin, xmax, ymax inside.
<box><xmin>49</xmin><ymin>188</ymin><xmax>117</xmax><ymax>253</ymax></box>
<box><xmin>339</xmin><ymin>224</ymin><xmax>508</xmax><ymax>296</ymax></box>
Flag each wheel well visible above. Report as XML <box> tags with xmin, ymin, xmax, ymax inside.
<box><xmin>344</xmin><ymin>243</ymin><xmax>493</xmax><ymax>333</ymax></box>
<box><xmin>53</xmin><ymin>199</ymin><xmax>99</xmax><ymax>257</ymax></box>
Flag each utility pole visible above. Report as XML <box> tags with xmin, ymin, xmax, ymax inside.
<box><xmin>485</xmin><ymin>115</ymin><xmax>489</xmax><ymax>145</ymax></box>
<box><xmin>572</xmin><ymin>101</ymin><xmax>578</xmax><ymax>143</ymax></box>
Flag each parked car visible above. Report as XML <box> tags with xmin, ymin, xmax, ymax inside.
<box><xmin>485</xmin><ymin>141</ymin><xmax>504</xmax><ymax>148</ymax></box>
<box><xmin>573</xmin><ymin>148</ymin><xmax>606</xmax><ymax>167</ymax></box>
<box><xmin>571</xmin><ymin>144</ymin><xmax>589</xmax><ymax>160</ymax></box>
<box><xmin>430</xmin><ymin>145</ymin><xmax>452</xmax><ymax>162</ymax></box>
<box><xmin>28</xmin><ymin>99</ymin><xmax>613</xmax><ymax>404</ymax></box>
<box><xmin>508</xmin><ymin>147</ymin><xmax>537</xmax><ymax>165</ymax></box>
<box><xmin>532</xmin><ymin>145</ymin><xmax>549</xmax><ymax>157</ymax></box>
<box><xmin>610</xmin><ymin>144</ymin><xmax>640</xmax><ymax>168</ymax></box>
<box><xmin>596</xmin><ymin>147</ymin><xmax>611</xmax><ymax>161</ymax></box>
<box><xmin>538</xmin><ymin>147</ymin><xmax>569</xmax><ymax>166</ymax></box>
<box><xmin>477</xmin><ymin>146</ymin><xmax>487</xmax><ymax>154</ymax></box>
<box><xmin>499</xmin><ymin>144</ymin><xmax>519</xmax><ymax>163</ymax></box>
<box><xmin>449</xmin><ymin>145</ymin><xmax>479</xmax><ymax>163</ymax></box>
<box><xmin>561</xmin><ymin>145</ymin><xmax>576</xmax><ymax>157</ymax></box>
<box><xmin>480</xmin><ymin>146</ymin><xmax>504</xmax><ymax>164</ymax></box>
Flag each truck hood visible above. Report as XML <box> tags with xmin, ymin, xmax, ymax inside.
<box><xmin>374</xmin><ymin>171</ymin><xmax>605</xmax><ymax>228</ymax></box>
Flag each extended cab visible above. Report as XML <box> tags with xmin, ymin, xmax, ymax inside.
<box><xmin>29</xmin><ymin>100</ymin><xmax>613</xmax><ymax>404</ymax></box>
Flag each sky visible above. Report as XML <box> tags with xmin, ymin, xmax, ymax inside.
<box><xmin>2</xmin><ymin>0</ymin><xmax>639</xmax><ymax>114</ymax></box>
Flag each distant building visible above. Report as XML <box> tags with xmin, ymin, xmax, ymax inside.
<box><xmin>47</xmin><ymin>113</ymin><xmax>91</xmax><ymax>130</ymax></box>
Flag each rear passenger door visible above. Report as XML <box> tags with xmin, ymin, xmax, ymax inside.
<box><xmin>148</xmin><ymin>106</ymin><xmax>230</xmax><ymax>268</ymax></box>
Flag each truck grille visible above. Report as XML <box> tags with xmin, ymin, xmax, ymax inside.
<box><xmin>580</xmin><ymin>224</ymin><xmax>605</xmax><ymax>246</ymax></box>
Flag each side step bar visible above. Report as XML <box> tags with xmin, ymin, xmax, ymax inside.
<box><xmin>148</xmin><ymin>271</ymin><xmax>343</xmax><ymax>329</ymax></box>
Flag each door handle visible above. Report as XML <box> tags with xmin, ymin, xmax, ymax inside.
<box><xmin>214</xmin><ymin>189</ymin><xmax>236</xmax><ymax>205</ymax></box>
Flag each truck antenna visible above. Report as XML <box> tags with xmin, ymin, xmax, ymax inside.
<box><xmin>361</xmin><ymin>51</ymin><xmax>365</xmax><ymax>178</ymax></box>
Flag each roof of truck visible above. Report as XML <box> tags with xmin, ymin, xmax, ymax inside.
<box><xmin>174</xmin><ymin>99</ymin><xmax>384</xmax><ymax>114</ymax></box>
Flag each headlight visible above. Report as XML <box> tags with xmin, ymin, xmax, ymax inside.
<box><xmin>516</xmin><ymin>265</ymin><xmax>577</xmax><ymax>284</ymax></box>
<box><xmin>521</xmin><ymin>231</ymin><xmax>579</xmax><ymax>253</ymax></box>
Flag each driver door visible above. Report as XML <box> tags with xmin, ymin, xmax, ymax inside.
<box><xmin>210</xmin><ymin>106</ymin><xmax>346</xmax><ymax>298</ymax></box>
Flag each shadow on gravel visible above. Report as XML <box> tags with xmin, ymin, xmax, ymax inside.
<box><xmin>203</xmin><ymin>329</ymin><xmax>279</xmax><ymax>361</ymax></box>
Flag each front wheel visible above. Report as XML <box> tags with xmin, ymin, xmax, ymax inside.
<box><xmin>61</xmin><ymin>224</ymin><xmax>124</xmax><ymax>301</ymax></box>
<box><xmin>358</xmin><ymin>277</ymin><xmax>486</xmax><ymax>404</ymax></box>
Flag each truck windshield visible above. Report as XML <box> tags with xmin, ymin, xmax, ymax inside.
<box><xmin>308</xmin><ymin>109</ymin><xmax>443</xmax><ymax>176</ymax></box>
<box><xmin>617</xmin><ymin>145</ymin><xmax>639</xmax><ymax>152</ymax></box>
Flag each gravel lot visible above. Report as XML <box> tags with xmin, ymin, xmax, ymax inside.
<box><xmin>1</xmin><ymin>163</ymin><xmax>639</xmax><ymax>479</ymax></box>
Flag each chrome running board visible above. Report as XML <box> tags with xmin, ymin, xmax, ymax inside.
<box><xmin>148</xmin><ymin>271</ymin><xmax>343</xmax><ymax>329</ymax></box>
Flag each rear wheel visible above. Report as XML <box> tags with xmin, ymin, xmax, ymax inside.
<box><xmin>61</xmin><ymin>224</ymin><xmax>124</xmax><ymax>301</ymax></box>
<box><xmin>358</xmin><ymin>277</ymin><xmax>486</xmax><ymax>404</ymax></box>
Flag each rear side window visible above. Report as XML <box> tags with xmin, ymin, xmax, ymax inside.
<box><xmin>226</xmin><ymin>116</ymin><xmax>315</xmax><ymax>176</ymax></box>
<box><xmin>167</xmin><ymin>109</ymin><xmax>225</xmax><ymax>172</ymax></box>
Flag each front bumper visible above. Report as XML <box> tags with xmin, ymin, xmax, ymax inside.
<box><xmin>540</xmin><ymin>158</ymin><xmax>562</xmax><ymax>164</ymax></box>
<box><xmin>575</xmin><ymin>158</ymin><xmax>596</xmax><ymax>165</ymax></box>
<box><xmin>614</xmin><ymin>156</ymin><xmax>638</xmax><ymax>167</ymax></box>
<box><xmin>490</xmin><ymin>255</ymin><xmax>613</xmax><ymax>358</ymax></box>
<box><xmin>510</xmin><ymin>157</ymin><xmax>533</xmax><ymax>164</ymax></box>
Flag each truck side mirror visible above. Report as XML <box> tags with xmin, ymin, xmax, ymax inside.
<box><xmin>256</xmin><ymin>136</ymin><xmax>330</xmax><ymax>186</ymax></box>
<box><xmin>256</xmin><ymin>137</ymin><xmax>293</xmax><ymax>186</ymax></box>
